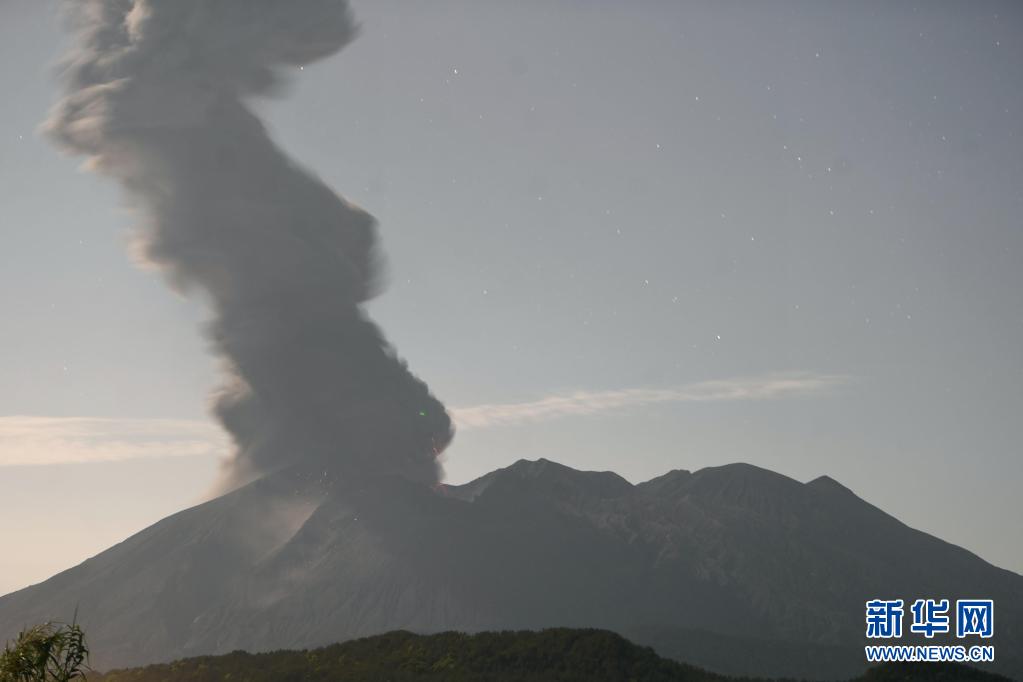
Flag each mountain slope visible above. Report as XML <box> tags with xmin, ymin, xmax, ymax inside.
<box><xmin>1</xmin><ymin>459</ymin><xmax>1020</xmax><ymax>679</ymax></box>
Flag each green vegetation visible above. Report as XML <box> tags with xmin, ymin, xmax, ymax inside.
<box><xmin>2</xmin><ymin>622</ymin><xmax>1008</xmax><ymax>682</ymax></box>
<box><xmin>857</xmin><ymin>664</ymin><xmax>1010</xmax><ymax>682</ymax></box>
<box><xmin>92</xmin><ymin>630</ymin><xmax>725</xmax><ymax>682</ymax></box>
<box><xmin>0</xmin><ymin>620</ymin><xmax>90</xmax><ymax>682</ymax></box>
<box><xmin>88</xmin><ymin>629</ymin><xmax>1009</xmax><ymax>682</ymax></box>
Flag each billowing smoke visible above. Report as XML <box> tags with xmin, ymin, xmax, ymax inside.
<box><xmin>47</xmin><ymin>0</ymin><xmax>453</xmax><ymax>490</ymax></box>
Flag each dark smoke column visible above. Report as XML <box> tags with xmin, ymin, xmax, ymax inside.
<box><xmin>48</xmin><ymin>0</ymin><xmax>453</xmax><ymax>489</ymax></box>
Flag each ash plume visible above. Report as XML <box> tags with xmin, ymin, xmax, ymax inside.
<box><xmin>47</xmin><ymin>0</ymin><xmax>453</xmax><ymax>490</ymax></box>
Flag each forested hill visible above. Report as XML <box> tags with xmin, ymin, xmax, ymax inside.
<box><xmin>92</xmin><ymin>629</ymin><xmax>1009</xmax><ymax>682</ymax></box>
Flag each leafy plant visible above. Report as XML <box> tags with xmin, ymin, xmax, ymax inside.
<box><xmin>0</xmin><ymin>617</ymin><xmax>90</xmax><ymax>682</ymax></box>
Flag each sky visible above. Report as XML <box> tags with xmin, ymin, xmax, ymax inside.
<box><xmin>0</xmin><ymin>0</ymin><xmax>1021</xmax><ymax>596</ymax></box>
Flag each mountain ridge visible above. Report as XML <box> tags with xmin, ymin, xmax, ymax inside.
<box><xmin>2</xmin><ymin>459</ymin><xmax>1020</xmax><ymax>679</ymax></box>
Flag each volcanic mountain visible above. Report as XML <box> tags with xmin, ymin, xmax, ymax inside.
<box><xmin>1</xmin><ymin>459</ymin><xmax>1020</xmax><ymax>679</ymax></box>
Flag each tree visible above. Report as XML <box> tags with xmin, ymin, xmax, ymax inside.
<box><xmin>0</xmin><ymin>618</ymin><xmax>90</xmax><ymax>682</ymax></box>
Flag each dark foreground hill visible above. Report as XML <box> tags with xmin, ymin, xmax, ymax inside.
<box><xmin>91</xmin><ymin>629</ymin><xmax>1009</xmax><ymax>682</ymax></box>
<box><xmin>2</xmin><ymin>459</ymin><xmax>1021</xmax><ymax>679</ymax></box>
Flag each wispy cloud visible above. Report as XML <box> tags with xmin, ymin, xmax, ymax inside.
<box><xmin>0</xmin><ymin>416</ymin><xmax>227</xmax><ymax>468</ymax></box>
<box><xmin>1</xmin><ymin>373</ymin><xmax>848</xmax><ymax>467</ymax></box>
<box><xmin>450</xmin><ymin>372</ymin><xmax>850</xmax><ymax>430</ymax></box>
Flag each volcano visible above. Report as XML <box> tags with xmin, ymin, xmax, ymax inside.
<box><xmin>1</xmin><ymin>459</ymin><xmax>1019</xmax><ymax>679</ymax></box>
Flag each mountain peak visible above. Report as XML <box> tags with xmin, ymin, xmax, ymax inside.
<box><xmin>506</xmin><ymin>457</ymin><xmax>567</xmax><ymax>476</ymax></box>
<box><xmin>687</xmin><ymin>461</ymin><xmax>803</xmax><ymax>494</ymax></box>
<box><xmin>805</xmin><ymin>474</ymin><xmax>856</xmax><ymax>496</ymax></box>
<box><xmin>4</xmin><ymin>457</ymin><xmax>1021</xmax><ymax>679</ymax></box>
<box><xmin>443</xmin><ymin>458</ymin><xmax>634</xmax><ymax>503</ymax></box>
<box><xmin>635</xmin><ymin>468</ymin><xmax>692</xmax><ymax>496</ymax></box>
